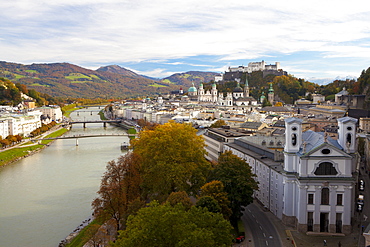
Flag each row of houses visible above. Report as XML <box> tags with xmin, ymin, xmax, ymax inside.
<box><xmin>0</xmin><ymin>105</ymin><xmax>63</xmax><ymax>138</ymax></box>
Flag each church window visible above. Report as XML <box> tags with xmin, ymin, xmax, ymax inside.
<box><xmin>346</xmin><ymin>133</ymin><xmax>352</xmax><ymax>144</ymax></box>
<box><xmin>308</xmin><ymin>194</ymin><xmax>314</xmax><ymax>204</ymax></box>
<box><xmin>262</xmin><ymin>140</ymin><xmax>266</xmax><ymax>146</ymax></box>
<box><xmin>314</xmin><ymin>162</ymin><xmax>338</xmax><ymax>175</ymax></box>
<box><xmin>321</xmin><ymin>188</ymin><xmax>329</xmax><ymax>205</ymax></box>
<box><xmin>347</xmin><ymin>126</ymin><xmax>352</xmax><ymax>130</ymax></box>
<box><xmin>337</xmin><ymin>194</ymin><xmax>343</xmax><ymax>205</ymax></box>
<box><xmin>321</xmin><ymin>149</ymin><xmax>331</xmax><ymax>155</ymax></box>
<box><xmin>292</xmin><ymin>126</ymin><xmax>297</xmax><ymax>131</ymax></box>
<box><xmin>292</xmin><ymin>134</ymin><xmax>297</xmax><ymax>146</ymax></box>
<box><xmin>269</xmin><ymin>141</ymin><xmax>274</xmax><ymax>146</ymax></box>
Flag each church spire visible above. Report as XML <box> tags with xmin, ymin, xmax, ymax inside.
<box><xmin>244</xmin><ymin>77</ymin><xmax>250</xmax><ymax>97</ymax></box>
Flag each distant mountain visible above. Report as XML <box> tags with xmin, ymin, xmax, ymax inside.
<box><xmin>97</xmin><ymin>65</ymin><xmax>143</xmax><ymax>78</ymax></box>
<box><xmin>0</xmin><ymin>62</ymin><xmax>178</xmax><ymax>98</ymax></box>
<box><xmin>308</xmin><ymin>76</ymin><xmax>358</xmax><ymax>85</ymax></box>
<box><xmin>97</xmin><ymin>65</ymin><xmax>160</xmax><ymax>81</ymax></box>
<box><xmin>160</xmin><ymin>71</ymin><xmax>219</xmax><ymax>89</ymax></box>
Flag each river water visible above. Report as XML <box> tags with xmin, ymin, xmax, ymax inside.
<box><xmin>0</xmin><ymin>107</ymin><xmax>129</xmax><ymax>247</ymax></box>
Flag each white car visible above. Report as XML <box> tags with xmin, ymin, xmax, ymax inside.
<box><xmin>359</xmin><ymin>179</ymin><xmax>365</xmax><ymax>191</ymax></box>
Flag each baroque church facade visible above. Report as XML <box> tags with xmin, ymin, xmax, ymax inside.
<box><xmin>187</xmin><ymin>78</ymin><xmax>259</xmax><ymax>106</ymax></box>
<box><xmin>216</xmin><ymin>116</ymin><xmax>358</xmax><ymax>235</ymax></box>
<box><xmin>282</xmin><ymin>117</ymin><xmax>357</xmax><ymax>234</ymax></box>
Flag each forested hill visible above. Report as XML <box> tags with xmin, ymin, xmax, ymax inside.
<box><xmin>160</xmin><ymin>71</ymin><xmax>220</xmax><ymax>88</ymax></box>
<box><xmin>0</xmin><ymin>62</ymin><xmax>179</xmax><ymax>98</ymax></box>
<box><xmin>96</xmin><ymin>65</ymin><xmax>146</xmax><ymax>78</ymax></box>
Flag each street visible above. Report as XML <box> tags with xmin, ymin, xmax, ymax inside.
<box><xmin>241</xmin><ymin>203</ymin><xmax>282</xmax><ymax>247</ymax></box>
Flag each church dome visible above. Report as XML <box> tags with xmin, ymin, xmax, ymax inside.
<box><xmin>233</xmin><ymin>82</ymin><xmax>243</xmax><ymax>92</ymax></box>
<box><xmin>188</xmin><ymin>86</ymin><xmax>197</xmax><ymax>93</ymax></box>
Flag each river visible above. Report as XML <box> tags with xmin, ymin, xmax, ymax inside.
<box><xmin>0</xmin><ymin>107</ymin><xmax>129</xmax><ymax>247</ymax></box>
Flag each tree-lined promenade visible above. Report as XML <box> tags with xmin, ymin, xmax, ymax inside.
<box><xmin>0</xmin><ymin>123</ymin><xmax>68</xmax><ymax>167</ymax></box>
<box><xmin>81</xmin><ymin>120</ymin><xmax>258</xmax><ymax>247</ymax></box>
<box><xmin>0</xmin><ymin>103</ymin><xmax>104</xmax><ymax>167</ymax></box>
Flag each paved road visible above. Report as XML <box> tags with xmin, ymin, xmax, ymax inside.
<box><xmin>241</xmin><ymin>203</ymin><xmax>282</xmax><ymax>247</ymax></box>
<box><xmin>357</xmin><ymin>159</ymin><xmax>370</xmax><ymax>246</ymax></box>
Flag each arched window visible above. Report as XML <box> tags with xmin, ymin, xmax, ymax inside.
<box><xmin>314</xmin><ymin>162</ymin><xmax>338</xmax><ymax>175</ymax></box>
<box><xmin>346</xmin><ymin>133</ymin><xmax>352</xmax><ymax>145</ymax></box>
<box><xmin>262</xmin><ymin>140</ymin><xmax>266</xmax><ymax>146</ymax></box>
<box><xmin>292</xmin><ymin>133</ymin><xmax>297</xmax><ymax>146</ymax></box>
<box><xmin>269</xmin><ymin>141</ymin><xmax>274</xmax><ymax>146</ymax></box>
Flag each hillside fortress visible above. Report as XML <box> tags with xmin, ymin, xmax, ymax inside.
<box><xmin>216</xmin><ymin>60</ymin><xmax>287</xmax><ymax>82</ymax></box>
<box><xmin>229</xmin><ymin>60</ymin><xmax>281</xmax><ymax>73</ymax></box>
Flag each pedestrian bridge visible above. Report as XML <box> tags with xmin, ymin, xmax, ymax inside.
<box><xmin>33</xmin><ymin>133</ymin><xmax>136</xmax><ymax>146</ymax></box>
<box><xmin>68</xmin><ymin>120</ymin><xmax>122</xmax><ymax>128</ymax></box>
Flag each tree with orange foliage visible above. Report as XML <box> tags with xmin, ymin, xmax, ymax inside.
<box><xmin>131</xmin><ymin>121</ymin><xmax>210</xmax><ymax>201</ymax></box>
<box><xmin>92</xmin><ymin>152</ymin><xmax>142</xmax><ymax>230</ymax></box>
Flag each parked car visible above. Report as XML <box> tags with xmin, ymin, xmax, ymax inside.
<box><xmin>359</xmin><ymin>179</ymin><xmax>365</xmax><ymax>191</ymax></box>
<box><xmin>233</xmin><ymin>236</ymin><xmax>245</xmax><ymax>243</ymax></box>
<box><xmin>357</xmin><ymin>203</ymin><xmax>363</xmax><ymax>212</ymax></box>
<box><xmin>358</xmin><ymin>194</ymin><xmax>364</xmax><ymax>205</ymax></box>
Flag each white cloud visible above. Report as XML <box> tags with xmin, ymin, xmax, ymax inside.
<box><xmin>1</xmin><ymin>0</ymin><xmax>370</xmax><ymax>79</ymax></box>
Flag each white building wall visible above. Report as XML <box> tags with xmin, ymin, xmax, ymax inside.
<box><xmin>223</xmin><ymin>144</ymin><xmax>283</xmax><ymax>219</ymax></box>
<box><xmin>0</xmin><ymin>119</ymin><xmax>9</xmax><ymax>138</ymax></box>
<box><xmin>37</xmin><ymin>106</ymin><xmax>62</xmax><ymax>122</ymax></box>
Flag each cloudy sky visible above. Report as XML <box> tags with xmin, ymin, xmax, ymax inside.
<box><xmin>2</xmin><ymin>0</ymin><xmax>370</xmax><ymax>83</ymax></box>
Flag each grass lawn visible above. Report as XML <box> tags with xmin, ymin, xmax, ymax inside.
<box><xmin>64</xmin><ymin>107</ymin><xmax>84</xmax><ymax>118</ymax></box>
<box><xmin>127</xmin><ymin>128</ymin><xmax>137</xmax><ymax>140</ymax></box>
<box><xmin>99</xmin><ymin>110</ymin><xmax>108</xmax><ymax>120</ymax></box>
<box><xmin>149</xmin><ymin>83</ymin><xmax>166</xmax><ymax>87</ymax></box>
<box><xmin>25</xmin><ymin>69</ymin><xmax>39</xmax><ymax>73</ymax></box>
<box><xmin>0</xmin><ymin>145</ymin><xmax>43</xmax><ymax>167</ymax></box>
<box><xmin>0</xmin><ymin>127</ymin><xmax>69</xmax><ymax>167</ymax></box>
<box><xmin>65</xmin><ymin>73</ymin><xmax>92</xmax><ymax>80</ymax></box>
<box><xmin>65</xmin><ymin>218</ymin><xmax>104</xmax><ymax>247</ymax></box>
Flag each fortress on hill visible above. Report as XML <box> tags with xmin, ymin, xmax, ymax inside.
<box><xmin>216</xmin><ymin>60</ymin><xmax>287</xmax><ymax>82</ymax></box>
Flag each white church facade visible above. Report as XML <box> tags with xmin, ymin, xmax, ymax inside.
<box><xmin>282</xmin><ymin>117</ymin><xmax>357</xmax><ymax>234</ymax></box>
<box><xmin>187</xmin><ymin>78</ymin><xmax>258</xmax><ymax>107</ymax></box>
<box><xmin>208</xmin><ymin>116</ymin><xmax>358</xmax><ymax>234</ymax></box>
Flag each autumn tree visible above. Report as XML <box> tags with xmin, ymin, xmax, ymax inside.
<box><xmin>131</xmin><ymin>121</ymin><xmax>211</xmax><ymax>201</ymax></box>
<box><xmin>166</xmin><ymin>191</ymin><xmax>193</xmax><ymax>210</ymax></box>
<box><xmin>210</xmin><ymin>119</ymin><xmax>227</xmax><ymax>128</ymax></box>
<box><xmin>199</xmin><ymin>180</ymin><xmax>231</xmax><ymax>218</ymax></box>
<box><xmin>92</xmin><ymin>152</ymin><xmax>142</xmax><ymax>230</ymax></box>
<box><xmin>212</xmin><ymin>151</ymin><xmax>258</xmax><ymax>228</ymax></box>
<box><xmin>112</xmin><ymin>201</ymin><xmax>233</xmax><ymax>247</ymax></box>
<box><xmin>136</xmin><ymin>118</ymin><xmax>159</xmax><ymax>130</ymax></box>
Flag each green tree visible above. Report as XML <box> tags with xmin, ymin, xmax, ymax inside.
<box><xmin>112</xmin><ymin>201</ymin><xmax>233</xmax><ymax>247</ymax></box>
<box><xmin>131</xmin><ymin>121</ymin><xmax>211</xmax><ymax>201</ymax></box>
<box><xmin>196</xmin><ymin>196</ymin><xmax>221</xmax><ymax>213</ymax></box>
<box><xmin>212</xmin><ymin>151</ymin><xmax>258</xmax><ymax>228</ymax></box>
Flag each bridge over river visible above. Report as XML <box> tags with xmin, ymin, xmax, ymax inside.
<box><xmin>68</xmin><ymin>120</ymin><xmax>122</xmax><ymax>128</ymax></box>
<box><xmin>34</xmin><ymin>133</ymin><xmax>136</xmax><ymax>146</ymax></box>
<box><xmin>67</xmin><ymin>120</ymin><xmax>136</xmax><ymax>130</ymax></box>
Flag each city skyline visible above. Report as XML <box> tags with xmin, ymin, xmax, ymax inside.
<box><xmin>2</xmin><ymin>0</ymin><xmax>370</xmax><ymax>83</ymax></box>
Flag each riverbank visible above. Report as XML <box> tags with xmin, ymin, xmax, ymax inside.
<box><xmin>0</xmin><ymin>126</ymin><xmax>69</xmax><ymax>168</ymax></box>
